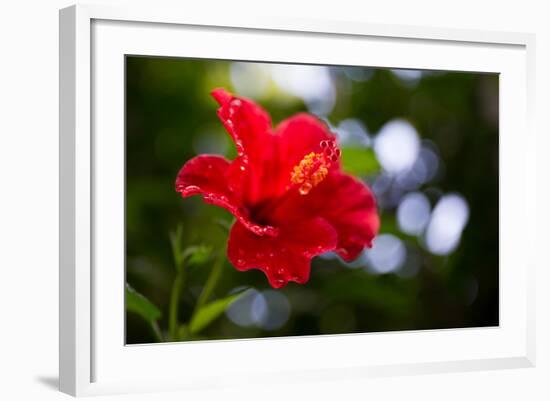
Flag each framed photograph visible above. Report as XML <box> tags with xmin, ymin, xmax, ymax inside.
<box><xmin>59</xmin><ymin>4</ymin><xmax>536</xmax><ymax>396</ymax></box>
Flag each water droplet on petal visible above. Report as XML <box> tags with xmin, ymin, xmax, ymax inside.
<box><xmin>274</xmin><ymin>279</ymin><xmax>285</xmax><ymax>287</ymax></box>
<box><xmin>299</xmin><ymin>182</ymin><xmax>313</xmax><ymax>195</ymax></box>
<box><xmin>236</xmin><ymin>259</ymin><xmax>245</xmax><ymax>266</ymax></box>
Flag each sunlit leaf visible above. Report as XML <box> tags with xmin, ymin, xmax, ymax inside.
<box><xmin>341</xmin><ymin>147</ymin><xmax>380</xmax><ymax>176</ymax></box>
<box><xmin>126</xmin><ymin>283</ymin><xmax>162</xmax><ymax>323</ymax></box>
<box><xmin>189</xmin><ymin>290</ymin><xmax>247</xmax><ymax>334</ymax></box>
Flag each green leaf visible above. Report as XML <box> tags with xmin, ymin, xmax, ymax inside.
<box><xmin>182</xmin><ymin>245</ymin><xmax>212</xmax><ymax>266</ymax></box>
<box><xmin>189</xmin><ymin>290</ymin><xmax>247</xmax><ymax>335</ymax></box>
<box><xmin>341</xmin><ymin>147</ymin><xmax>380</xmax><ymax>176</ymax></box>
<box><xmin>126</xmin><ymin>283</ymin><xmax>162</xmax><ymax>323</ymax></box>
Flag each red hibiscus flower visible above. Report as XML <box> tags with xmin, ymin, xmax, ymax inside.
<box><xmin>176</xmin><ymin>88</ymin><xmax>379</xmax><ymax>288</ymax></box>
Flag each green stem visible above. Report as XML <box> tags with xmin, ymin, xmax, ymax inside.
<box><xmin>194</xmin><ymin>245</ymin><xmax>226</xmax><ymax>313</ymax></box>
<box><xmin>150</xmin><ymin>320</ymin><xmax>164</xmax><ymax>342</ymax></box>
<box><xmin>168</xmin><ymin>268</ymin><xmax>185</xmax><ymax>341</ymax></box>
<box><xmin>168</xmin><ymin>224</ymin><xmax>185</xmax><ymax>342</ymax></box>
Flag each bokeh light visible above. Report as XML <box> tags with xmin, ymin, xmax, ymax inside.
<box><xmin>334</xmin><ymin>118</ymin><xmax>371</xmax><ymax>147</ymax></box>
<box><xmin>229</xmin><ymin>62</ymin><xmax>271</xmax><ymax>99</ymax></box>
<box><xmin>230</xmin><ymin>62</ymin><xmax>336</xmax><ymax>116</ymax></box>
<box><xmin>269</xmin><ymin>64</ymin><xmax>336</xmax><ymax>116</ymax></box>
<box><xmin>397</xmin><ymin>191</ymin><xmax>431</xmax><ymax>236</ymax></box>
<box><xmin>226</xmin><ymin>289</ymin><xmax>291</xmax><ymax>331</ymax></box>
<box><xmin>225</xmin><ymin>289</ymin><xmax>260</xmax><ymax>327</ymax></box>
<box><xmin>425</xmin><ymin>194</ymin><xmax>470</xmax><ymax>255</ymax></box>
<box><xmin>255</xmin><ymin>290</ymin><xmax>291</xmax><ymax>330</ymax></box>
<box><xmin>391</xmin><ymin>68</ymin><xmax>423</xmax><ymax>86</ymax></box>
<box><xmin>374</xmin><ymin>119</ymin><xmax>420</xmax><ymax>174</ymax></box>
<box><xmin>365</xmin><ymin>234</ymin><xmax>407</xmax><ymax>274</ymax></box>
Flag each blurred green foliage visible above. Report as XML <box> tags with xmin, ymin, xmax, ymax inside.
<box><xmin>125</xmin><ymin>57</ymin><xmax>499</xmax><ymax>344</ymax></box>
<box><xmin>126</xmin><ymin>283</ymin><xmax>162</xmax><ymax>323</ymax></box>
<box><xmin>189</xmin><ymin>290</ymin><xmax>248</xmax><ymax>335</ymax></box>
<box><xmin>340</xmin><ymin>147</ymin><xmax>380</xmax><ymax>176</ymax></box>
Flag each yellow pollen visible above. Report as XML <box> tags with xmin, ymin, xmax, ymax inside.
<box><xmin>290</xmin><ymin>152</ymin><xmax>331</xmax><ymax>195</ymax></box>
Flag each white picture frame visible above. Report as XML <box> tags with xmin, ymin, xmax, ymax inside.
<box><xmin>59</xmin><ymin>3</ymin><xmax>536</xmax><ymax>397</ymax></box>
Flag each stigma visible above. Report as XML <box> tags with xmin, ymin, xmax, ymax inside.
<box><xmin>290</xmin><ymin>140</ymin><xmax>340</xmax><ymax>195</ymax></box>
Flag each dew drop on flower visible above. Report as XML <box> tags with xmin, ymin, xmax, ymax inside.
<box><xmin>299</xmin><ymin>182</ymin><xmax>313</xmax><ymax>195</ymax></box>
<box><xmin>236</xmin><ymin>259</ymin><xmax>245</xmax><ymax>266</ymax></box>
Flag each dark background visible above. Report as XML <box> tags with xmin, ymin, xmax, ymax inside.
<box><xmin>125</xmin><ymin>56</ymin><xmax>499</xmax><ymax>344</ymax></box>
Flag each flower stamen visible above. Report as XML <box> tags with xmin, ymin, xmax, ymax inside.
<box><xmin>290</xmin><ymin>140</ymin><xmax>340</xmax><ymax>195</ymax></box>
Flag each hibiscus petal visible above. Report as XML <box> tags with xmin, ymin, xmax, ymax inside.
<box><xmin>275</xmin><ymin>113</ymin><xmax>340</xmax><ymax>172</ymax></box>
<box><xmin>266</xmin><ymin>113</ymin><xmax>341</xmax><ymax>198</ymax></box>
<box><xmin>270</xmin><ymin>172</ymin><xmax>379</xmax><ymax>262</ymax></box>
<box><xmin>211</xmin><ymin>88</ymin><xmax>276</xmax><ymax>205</ymax></box>
<box><xmin>212</xmin><ymin>88</ymin><xmax>272</xmax><ymax>159</ymax></box>
<box><xmin>175</xmin><ymin>154</ymin><xmax>278</xmax><ymax>237</ymax></box>
<box><xmin>312</xmin><ymin>173</ymin><xmax>379</xmax><ymax>261</ymax></box>
<box><xmin>227</xmin><ymin>217</ymin><xmax>337</xmax><ymax>288</ymax></box>
<box><xmin>212</xmin><ymin>90</ymin><xmax>340</xmax><ymax>206</ymax></box>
